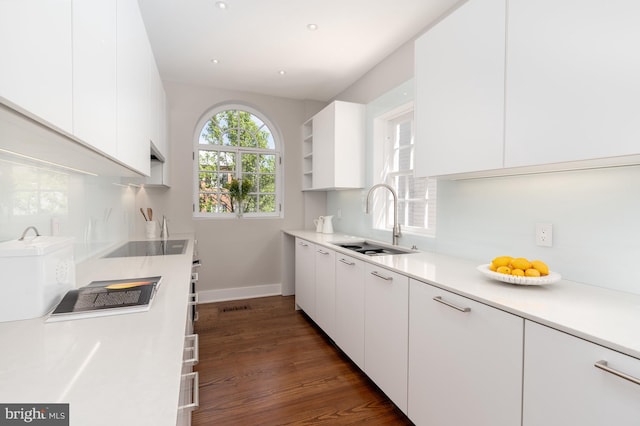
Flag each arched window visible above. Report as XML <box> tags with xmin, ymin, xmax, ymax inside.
<box><xmin>194</xmin><ymin>105</ymin><xmax>282</xmax><ymax>218</ymax></box>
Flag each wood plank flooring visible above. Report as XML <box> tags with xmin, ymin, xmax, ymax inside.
<box><xmin>192</xmin><ymin>295</ymin><xmax>413</xmax><ymax>425</ymax></box>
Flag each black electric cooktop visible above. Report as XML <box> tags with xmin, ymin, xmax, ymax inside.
<box><xmin>104</xmin><ymin>240</ymin><xmax>188</xmax><ymax>258</ymax></box>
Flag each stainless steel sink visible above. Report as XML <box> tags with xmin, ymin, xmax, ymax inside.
<box><xmin>334</xmin><ymin>241</ymin><xmax>415</xmax><ymax>256</ymax></box>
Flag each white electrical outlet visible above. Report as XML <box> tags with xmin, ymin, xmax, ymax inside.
<box><xmin>536</xmin><ymin>223</ymin><xmax>553</xmax><ymax>247</ymax></box>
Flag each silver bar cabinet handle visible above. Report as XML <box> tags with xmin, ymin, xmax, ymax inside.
<box><xmin>433</xmin><ymin>296</ymin><xmax>471</xmax><ymax>312</ymax></box>
<box><xmin>338</xmin><ymin>258</ymin><xmax>355</xmax><ymax>266</ymax></box>
<box><xmin>298</xmin><ymin>241</ymin><xmax>308</xmax><ymax>247</ymax></box>
<box><xmin>370</xmin><ymin>271</ymin><xmax>393</xmax><ymax>281</ymax></box>
<box><xmin>317</xmin><ymin>249</ymin><xmax>330</xmax><ymax>255</ymax></box>
<box><xmin>594</xmin><ymin>360</ymin><xmax>640</xmax><ymax>386</ymax></box>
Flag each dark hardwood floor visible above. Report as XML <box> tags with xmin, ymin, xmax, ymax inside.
<box><xmin>192</xmin><ymin>295</ymin><xmax>413</xmax><ymax>425</ymax></box>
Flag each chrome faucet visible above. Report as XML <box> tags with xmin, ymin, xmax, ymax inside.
<box><xmin>365</xmin><ymin>183</ymin><xmax>401</xmax><ymax>245</ymax></box>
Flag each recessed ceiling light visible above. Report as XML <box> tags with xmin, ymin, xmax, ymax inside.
<box><xmin>215</xmin><ymin>1</ymin><xmax>227</xmax><ymax>9</ymax></box>
<box><xmin>211</xmin><ymin>59</ymin><xmax>219</xmax><ymax>64</ymax></box>
<box><xmin>307</xmin><ymin>24</ymin><xmax>318</xmax><ymax>31</ymax></box>
<box><xmin>278</xmin><ymin>70</ymin><xmax>287</xmax><ymax>76</ymax></box>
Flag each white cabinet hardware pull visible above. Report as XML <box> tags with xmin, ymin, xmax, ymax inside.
<box><xmin>371</xmin><ymin>271</ymin><xmax>393</xmax><ymax>281</ymax></box>
<box><xmin>317</xmin><ymin>249</ymin><xmax>330</xmax><ymax>255</ymax></box>
<box><xmin>594</xmin><ymin>360</ymin><xmax>640</xmax><ymax>385</ymax></box>
<box><xmin>433</xmin><ymin>296</ymin><xmax>471</xmax><ymax>312</ymax></box>
<box><xmin>178</xmin><ymin>372</ymin><xmax>199</xmax><ymax>410</ymax></box>
<box><xmin>338</xmin><ymin>258</ymin><xmax>355</xmax><ymax>266</ymax></box>
<box><xmin>184</xmin><ymin>334</ymin><xmax>199</xmax><ymax>365</ymax></box>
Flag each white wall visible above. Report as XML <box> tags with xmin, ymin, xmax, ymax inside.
<box><xmin>156</xmin><ymin>81</ymin><xmax>319</xmax><ymax>299</ymax></box>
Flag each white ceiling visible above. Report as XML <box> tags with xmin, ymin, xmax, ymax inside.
<box><xmin>137</xmin><ymin>0</ymin><xmax>461</xmax><ymax>102</ymax></box>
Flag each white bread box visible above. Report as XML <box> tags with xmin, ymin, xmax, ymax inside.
<box><xmin>0</xmin><ymin>232</ymin><xmax>75</xmax><ymax>322</ymax></box>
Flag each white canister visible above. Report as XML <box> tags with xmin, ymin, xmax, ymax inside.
<box><xmin>322</xmin><ymin>215</ymin><xmax>334</xmax><ymax>234</ymax></box>
<box><xmin>0</xmin><ymin>235</ymin><xmax>76</xmax><ymax>322</ymax></box>
<box><xmin>145</xmin><ymin>221</ymin><xmax>157</xmax><ymax>239</ymax></box>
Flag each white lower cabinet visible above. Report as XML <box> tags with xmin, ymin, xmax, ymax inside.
<box><xmin>334</xmin><ymin>253</ymin><xmax>365</xmax><ymax>370</ymax></box>
<box><xmin>314</xmin><ymin>247</ymin><xmax>336</xmax><ymax>338</ymax></box>
<box><xmin>407</xmin><ymin>279</ymin><xmax>523</xmax><ymax>425</ymax></box>
<box><xmin>523</xmin><ymin>320</ymin><xmax>640</xmax><ymax>426</ymax></box>
<box><xmin>294</xmin><ymin>238</ymin><xmax>316</xmax><ymax>318</ymax></box>
<box><xmin>292</xmin><ymin>237</ymin><xmax>640</xmax><ymax>426</ymax></box>
<box><xmin>364</xmin><ymin>264</ymin><xmax>409</xmax><ymax>414</ymax></box>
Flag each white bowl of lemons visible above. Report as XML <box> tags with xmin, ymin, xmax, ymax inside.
<box><xmin>478</xmin><ymin>256</ymin><xmax>561</xmax><ymax>286</ymax></box>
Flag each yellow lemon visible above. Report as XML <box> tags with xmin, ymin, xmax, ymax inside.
<box><xmin>510</xmin><ymin>257</ymin><xmax>532</xmax><ymax>271</ymax></box>
<box><xmin>489</xmin><ymin>263</ymin><xmax>498</xmax><ymax>272</ymax></box>
<box><xmin>492</xmin><ymin>256</ymin><xmax>513</xmax><ymax>267</ymax></box>
<box><xmin>511</xmin><ymin>268</ymin><xmax>525</xmax><ymax>276</ymax></box>
<box><xmin>496</xmin><ymin>266</ymin><xmax>512</xmax><ymax>275</ymax></box>
<box><xmin>525</xmin><ymin>268</ymin><xmax>541</xmax><ymax>277</ymax></box>
<box><xmin>531</xmin><ymin>260</ymin><xmax>549</xmax><ymax>276</ymax></box>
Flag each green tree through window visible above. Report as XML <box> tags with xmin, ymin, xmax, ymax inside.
<box><xmin>195</xmin><ymin>108</ymin><xmax>281</xmax><ymax>217</ymax></box>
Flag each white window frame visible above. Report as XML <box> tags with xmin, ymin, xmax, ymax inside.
<box><xmin>372</xmin><ymin>102</ymin><xmax>436</xmax><ymax>236</ymax></box>
<box><xmin>193</xmin><ymin>104</ymin><xmax>283</xmax><ymax>219</ymax></box>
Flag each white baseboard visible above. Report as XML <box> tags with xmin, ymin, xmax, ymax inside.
<box><xmin>197</xmin><ymin>283</ymin><xmax>282</xmax><ymax>303</ymax></box>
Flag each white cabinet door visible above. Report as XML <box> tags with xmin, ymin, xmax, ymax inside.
<box><xmin>505</xmin><ymin>0</ymin><xmax>640</xmax><ymax>167</ymax></box>
<box><xmin>307</xmin><ymin>101</ymin><xmax>365</xmax><ymax>190</ymax></box>
<box><xmin>408</xmin><ymin>279</ymin><xmax>523</xmax><ymax>426</ymax></box>
<box><xmin>314</xmin><ymin>246</ymin><xmax>336</xmax><ymax>338</ymax></box>
<box><xmin>334</xmin><ymin>253</ymin><xmax>365</xmax><ymax>370</ymax></box>
<box><xmin>523</xmin><ymin>321</ymin><xmax>640</xmax><ymax>426</ymax></box>
<box><xmin>116</xmin><ymin>0</ymin><xmax>151</xmax><ymax>176</ymax></box>
<box><xmin>72</xmin><ymin>0</ymin><xmax>117</xmax><ymax>157</ymax></box>
<box><xmin>294</xmin><ymin>238</ymin><xmax>315</xmax><ymax>318</ymax></box>
<box><xmin>149</xmin><ymin>57</ymin><xmax>167</xmax><ymax>159</ymax></box>
<box><xmin>414</xmin><ymin>0</ymin><xmax>505</xmax><ymax>177</ymax></box>
<box><xmin>0</xmin><ymin>0</ymin><xmax>73</xmax><ymax>133</ymax></box>
<box><xmin>364</xmin><ymin>263</ymin><xmax>409</xmax><ymax>414</ymax></box>
<box><xmin>311</xmin><ymin>103</ymin><xmax>334</xmax><ymax>189</ymax></box>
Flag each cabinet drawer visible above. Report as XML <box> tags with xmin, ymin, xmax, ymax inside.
<box><xmin>524</xmin><ymin>320</ymin><xmax>640</xmax><ymax>426</ymax></box>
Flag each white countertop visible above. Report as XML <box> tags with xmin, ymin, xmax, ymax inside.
<box><xmin>0</xmin><ymin>234</ymin><xmax>195</xmax><ymax>426</ymax></box>
<box><xmin>286</xmin><ymin>230</ymin><xmax>640</xmax><ymax>360</ymax></box>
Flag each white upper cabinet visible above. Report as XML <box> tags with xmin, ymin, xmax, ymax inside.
<box><xmin>117</xmin><ymin>0</ymin><xmax>152</xmax><ymax>176</ymax></box>
<box><xmin>0</xmin><ymin>0</ymin><xmax>73</xmax><ymax>133</ymax></box>
<box><xmin>414</xmin><ymin>0</ymin><xmax>506</xmax><ymax>177</ymax></box>
<box><xmin>0</xmin><ymin>0</ymin><xmax>164</xmax><ymax>177</ymax></box>
<box><xmin>415</xmin><ymin>0</ymin><xmax>640</xmax><ymax>177</ymax></box>
<box><xmin>505</xmin><ymin>0</ymin><xmax>640</xmax><ymax>167</ymax></box>
<box><xmin>150</xmin><ymin>62</ymin><xmax>168</xmax><ymax>159</ymax></box>
<box><xmin>303</xmin><ymin>101</ymin><xmax>365</xmax><ymax>190</ymax></box>
<box><xmin>72</xmin><ymin>0</ymin><xmax>117</xmax><ymax>157</ymax></box>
